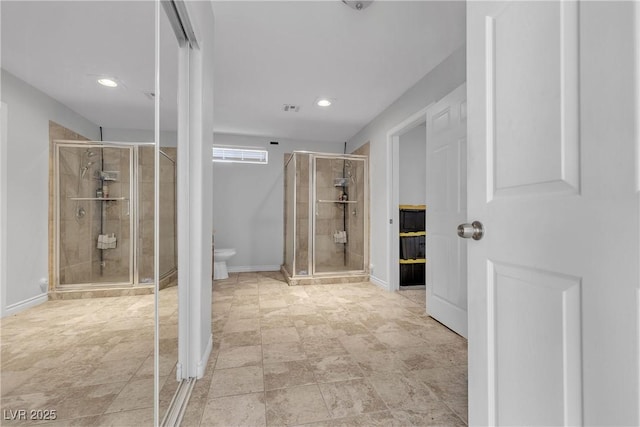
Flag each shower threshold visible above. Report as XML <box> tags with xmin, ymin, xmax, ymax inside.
<box><xmin>280</xmin><ymin>266</ymin><xmax>368</xmax><ymax>286</ymax></box>
<box><xmin>50</xmin><ymin>269</ymin><xmax>177</xmax><ymax>299</ymax></box>
<box><xmin>49</xmin><ymin>284</ymin><xmax>155</xmax><ymax>300</ymax></box>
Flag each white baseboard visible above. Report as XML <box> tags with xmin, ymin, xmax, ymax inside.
<box><xmin>3</xmin><ymin>293</ymin><xmax>48</xmax><ymax>317</ymax></box>
<box><xmin>369</xmin><ymin>275</ymin><xmax>390</xmax><ymax>291</ymax></box>
<box><xmin>228</xmin><ymin>265</ymin><xmax>280</xmax><ymax>273</ymax></box>
<box><xmin>196</xmin><ymin>333</ymin><xmax>213</xmax><ymax>379</ymax></box>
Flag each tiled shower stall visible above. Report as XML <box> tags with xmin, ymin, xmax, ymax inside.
<box><xmin>52</xmin><ymin>139</ymin><xmax>176</xmax><ymax>293</ymax></box>
<box><xmin>283</xmin><ymin>151</ymin><xmax>368</xmax><ymax>285</ymax></box>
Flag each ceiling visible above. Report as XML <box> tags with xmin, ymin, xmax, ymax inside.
<box><xmin>212</xmin><ymin>1</ymin><xmax>465</xmax><ymax>142</ymax></box>
<box><xmin>1</xmin><ymin>1</ymin><xmax>465</xmax><ymax>143</ymax></box>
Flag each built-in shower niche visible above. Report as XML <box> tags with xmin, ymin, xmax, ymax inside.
<box><xmin>53</xmin><ymin>141</ymin><xmax>177</xmax><ymax>293</ymax></box>
<box><xmin>283</xmin><ymin>151</ymin><xmax>368</xmax><ymax>286</ymax></box>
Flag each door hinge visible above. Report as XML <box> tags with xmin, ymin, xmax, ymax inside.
<box><xmin>389</xmin><ymin>219</ymin><xmax>393</xmax><ymax>224</ymax></box>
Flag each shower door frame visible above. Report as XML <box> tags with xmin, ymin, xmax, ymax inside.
<box><xmin>310</xmin><ymin>152</ymin><xmax>369</xmax><ymax>277</ymax></box>
<box><xmin>53</xmin><ymin>140</ymin><xmax>144</xmax><ymax>289</ymax></box>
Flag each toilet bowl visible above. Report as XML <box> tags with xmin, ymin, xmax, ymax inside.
<box><xmin>213</xmin><ymin>248</ymin><xmax>236</xmax><ymax>280</ymax></box>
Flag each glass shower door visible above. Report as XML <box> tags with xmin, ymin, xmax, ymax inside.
<box><xmin>56</xmin><ymin>143</ymin><xmax>133</xmax><ymax>286</ymax></box>
<box><xmin>313</xmin><ymin>156</ymin><xmax>366</xmax><ymax>274</ymax></box>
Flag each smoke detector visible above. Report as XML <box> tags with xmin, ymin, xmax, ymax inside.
<box><xmin>342</xmin><ymin>1</ymin><xmax>373</xmax><ymax>11</ymax></box>
<box><xmin>283</xmin><ymin>104</ymin><xmax>300</xmax><ymax>112</ymax></box>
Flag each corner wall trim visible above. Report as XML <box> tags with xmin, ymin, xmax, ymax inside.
<box><xmin>196</xmin><ymin>333</ymin><xmax>213</xmax><ymax>379</ymax></box>
<box><xmin>370</xmin><ymin>275</ymin><xmax>390</xmax><ymax>291</ymax></box>
<box><xmin>3</xmin><ymin>293</ymin><xmax>48</xmax><ymax>317</ymax></box>
<box><xmin>228</xmin><ymin>265</ymin><xmax>281</xmax><ymax>273</ymax></box>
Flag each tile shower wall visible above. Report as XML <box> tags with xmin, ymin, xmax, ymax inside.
<box><xmin>100</xmin><ymin>147</ymin><xmax>132</xmax><ymax>282</ymax></box>
<box><xmin>49</xmin><ymin>122</ymin><xmax>90</xmax><ymax>287</ymax></box>
<box><xmin>348</xmin><ymin>143</ymin><xmax>369</xmax><ymax>272</ymax></box>
<box><xmin>295</xmin><ymin>153</ymin><xmax>310</xmax><ymax>275</ymax></box>
<box><xmin>138</xmin><ymin>147</ymin><xmax>177</xmax><ymax>283</ymax></box>
<box><xmin>314</xmin><ymin>157</ymin><xmax>353</xmax><ymax>272</ymax></box>
<box><xmin>54</xmin><ymin>137</ymin><xmax>176</xmax><ymax>287</ymax></box>
<box><xmin>284</xmin><ymin>152</ymin><xmax>368</xmax><ymax>278</ymax></box>
<box><xmin>57</xmin><ymin>146</ymin><xmax>104</xmax><ymax>284</ymax></box>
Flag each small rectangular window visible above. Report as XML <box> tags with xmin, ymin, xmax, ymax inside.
<box><xmin>212</xmin><ymin>146</ymin><xmax>268</xmax><ymax>164</ymax></box>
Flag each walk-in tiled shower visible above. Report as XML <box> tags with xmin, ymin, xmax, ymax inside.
<box><xmin>283</xmin><ymin>151</ymin><xmax>368</xmax><ymax>285</ymax></box>
<box><xmin>52</xmin><ymin>140</ymin><xmax>176</xmax><ymax>293</ymax></box>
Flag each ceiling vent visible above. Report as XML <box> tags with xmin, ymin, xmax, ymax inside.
<box><xmin>283</xmin><ymin>104</ymin><xmax>300</xmax><ymax>112</ymax></box>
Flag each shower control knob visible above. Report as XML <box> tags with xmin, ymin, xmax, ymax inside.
<box><xmin>457</xmin><ymin>221</ymin><xmax>484</xmax><ymax>240</ymax></box>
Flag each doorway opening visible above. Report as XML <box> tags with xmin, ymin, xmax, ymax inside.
<box><xmin>387</xmin><ymin>83</ymin><xmax>468</xmax><ymax>337</ymax></box>
<box><xmin>387</xmin><ymin>105</ymin><xmax>431</xmax><ymax>294</ymax></box>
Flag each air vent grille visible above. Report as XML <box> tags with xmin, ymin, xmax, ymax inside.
<box><xmin>283</xmin><ymin>104</ymin><xmax>300</xmax><ymax>112</ymax></box>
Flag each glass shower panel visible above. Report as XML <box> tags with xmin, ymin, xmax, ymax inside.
<box><xmin>284</xmin><ymin>154</ymin><xmax>295</xmax><ymax>276</ymax></box>
<box><xmin>159</xmin><ymin>151</ymin><xmax>177</xmax><ymax>277</ymax></box>
<box><xmin>57</xmin><ymin>144</ymin><xmax>133</xmax><ymax>285</ymax></box>
<box><xmin>313</xmin><ymin>156</ymin><xmax>361</xmax><ymax>274</ymax></box>
<box><xmin>295</xmin><ymin>153</ymin><xmax>311</xmax><ymax>275</ymax></box>
<box><xmin>345</xmin><ymin>158</ymin><xmax>366</xmax><ymax>271</ymax></box>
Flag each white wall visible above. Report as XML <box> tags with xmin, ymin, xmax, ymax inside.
<box><xmin>183</xmin><ymin>0</ymin><xmax>215</xmax><ymax>379</ymax></box>
<box><xmin>346</xmin><ymin>45</ymin><xmax>466</xmax><ymax>288</ymax></box>
<box><xmin>0</xmin><ymin>69</ymin><xmax>100</xmax><ymax>316</ymax></box>
<box><xmin>212</xmin><ymin>133</ymin><xmax>343</xmax><ymax>271</ymax></box>
<box><xmin>399</xmin><ymin>124</ymin><xmax>427</xmax><ymax>205</ymax></box>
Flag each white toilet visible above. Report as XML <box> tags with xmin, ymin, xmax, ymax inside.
<box><xmin>213</xmin><ymin>248</ymin><xmax>236</xmax><ymax>280</ymax></box>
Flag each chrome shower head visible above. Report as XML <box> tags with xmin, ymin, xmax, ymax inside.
<box><xmin>80</xmin><ymin>161</ymin><xmax>94</xmax><ymax>178</ymax></box>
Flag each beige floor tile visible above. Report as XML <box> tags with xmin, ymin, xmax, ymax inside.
<box><xmin>259</xmin><ymin>298</ymin><xmax>288</xmax><ymax>309</ymax></box>
<box><xmin>338</xmin><ymin>334</ymin><xmax>387</xmax><ymax>354</ymax></box>
<box><xmin>318</xmin><ymin>379</ymin><xmax>388</xmax><ymax>418</ymax></box>
<box><xmin>260</xmin><ymin>314</ymin><xmax>295</xmax><ymax>329</ymax></box>
<box><xmin>288</xmin><ymin>304</ymin><xmax>318</xmax><ymax>316</ymax></box>
<box><xmin>368</xmin><ymin>372</ymin><xmax>440</xmax><ymax>411</ymax></box>
<box><xmin>295</xmin><ymin>410</ymin><xmax>397</xmax><ymax>427</ymax></box>
<box><xmin>300</xmin><ymin>338</ymin><xmax>348</xmax><ymax>359</ymax></box>
<box><xmin>101</xmin><ymin>340</ymin><xmax>154</xmax><ymax>362</ymax></box>
<box><xmin>327</xmin><ymin>321</ymin><xmax>370</xmax><ymax>336</ymax></box>
<box><xmin>104</xmin><ymin>378</ymin><xmax>154</xmax><ymax>413</ymax></box>
<box><xmin>53</xmin><ymin>382</ymin><xmax>127</xmax><ymax>420</ymax></box>
<box><xmin>3</xmin><ymin>364</ymin><xmax>99</xmax><ymax>396</ymax></box>
<box><xmin>391</xmin><ymin>406</ymin><xmax>467</xmax><ymax>426</ymax></box>
<box><xmin>291</xmin><ymin>314</ymin><xmax>327</xmax><ymax>328</ymax></box>
<box><xmin>261</xmin><ymin>327</ymin><xmax>301</xmax><ymax>344</ymax></box>
<box><xmin>200</xmin><ymin>392</ymin><xmax>266</xmax><ymax>427</ymax></box>
<box><xmin>262</xmin><ymin>342</ymin><xmax>306</xmax><ymax>364</ymax></box>
<box><xmin>297</xmin><ymin>324</ymin><xmax>338</xmax><ymax>340</ymax></box>
<box><xmin>265</xmin><ymin>385</ymin><xmax>330</xmax><ymax>426</ymax></box>
<box><xmin>222</xmin><ymin>317</ymin><xmax>260</xmax><ymax>334</ymax></box>
<box><xmin>264</xmin><ymin>360</ymin><xmax>316</xmax><ymax>391</ymax></box>
<box><xmin>209</xmin><ymin>365</ymin><xmax>264</xmax><ymax>398</ymax></box>
<box><xmin>75</xmin><ymin>358</ymin><xmax>147</xmax><ymax>387</ymax></box>
<box><xmin>392</xmin><ymin>345</ymin><xmax>444</xmax><ymax>371</ymax></box>
<box><xmin>218</xmin><ymin>330</ymin><xmax>261</xmax><ymax>349</ymax></box>
<box><xmin>215</xmin><ymin>345</ymin><xmax>262</xmax><ymax>369</ymax></box>
<box><xmin>32</xmin><ymin>415</ymin><xmax>101</xmax><ymax>427</ymax></box>
<box><xmin>310</xmin><ymin>355</ymin><xmax>364</xmax><ymax>383</ymax></box>
<box><xmin>374</xmin><ymin>330</ymin><xmax>426</xmax><ymax>349</ymax></box>
<box><xmin>351</xmin><ymin>349</ymin><xmax>409</xmax><ymax>375</ymax></box>
<box><xmin>94</xmin><ymin>407</ymin><xmax>154</xmax><ymax>427</ymax></box>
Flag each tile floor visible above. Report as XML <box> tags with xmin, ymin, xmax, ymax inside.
<box><xmin>0</xmin><ymin>286</ymin><xmax>179</xmax><ymax>426</ymax></box>
<box><xmin>1</xmin><ymin>274</ymin><xmax>468</xmax><ymax>427</ymax></box>
<box><xmin>182</xmin><ymin>273</ymin><xmax>468</xmax><ymax>427</ymax></box>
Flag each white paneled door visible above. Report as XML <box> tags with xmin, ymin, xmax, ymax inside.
<box><xmin>467</xmin><ymin>1</ymin><xmax>639</xmax><ymax>426</ymax></box>
<box><xmin>426</xmin><ymin>83</ymin><xmax>468</xmax><ymax>337</ymax></box>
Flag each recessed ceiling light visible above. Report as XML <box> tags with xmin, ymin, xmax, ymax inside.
<box><xmin>316</xmin><ymin>98</ymin><xmax>332</xmax><ymax>107</ymax></box>
<box><xmin>97</xmin><ymin>78</ymin><xmax>118</xmax><ymax>88</ymax></box>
